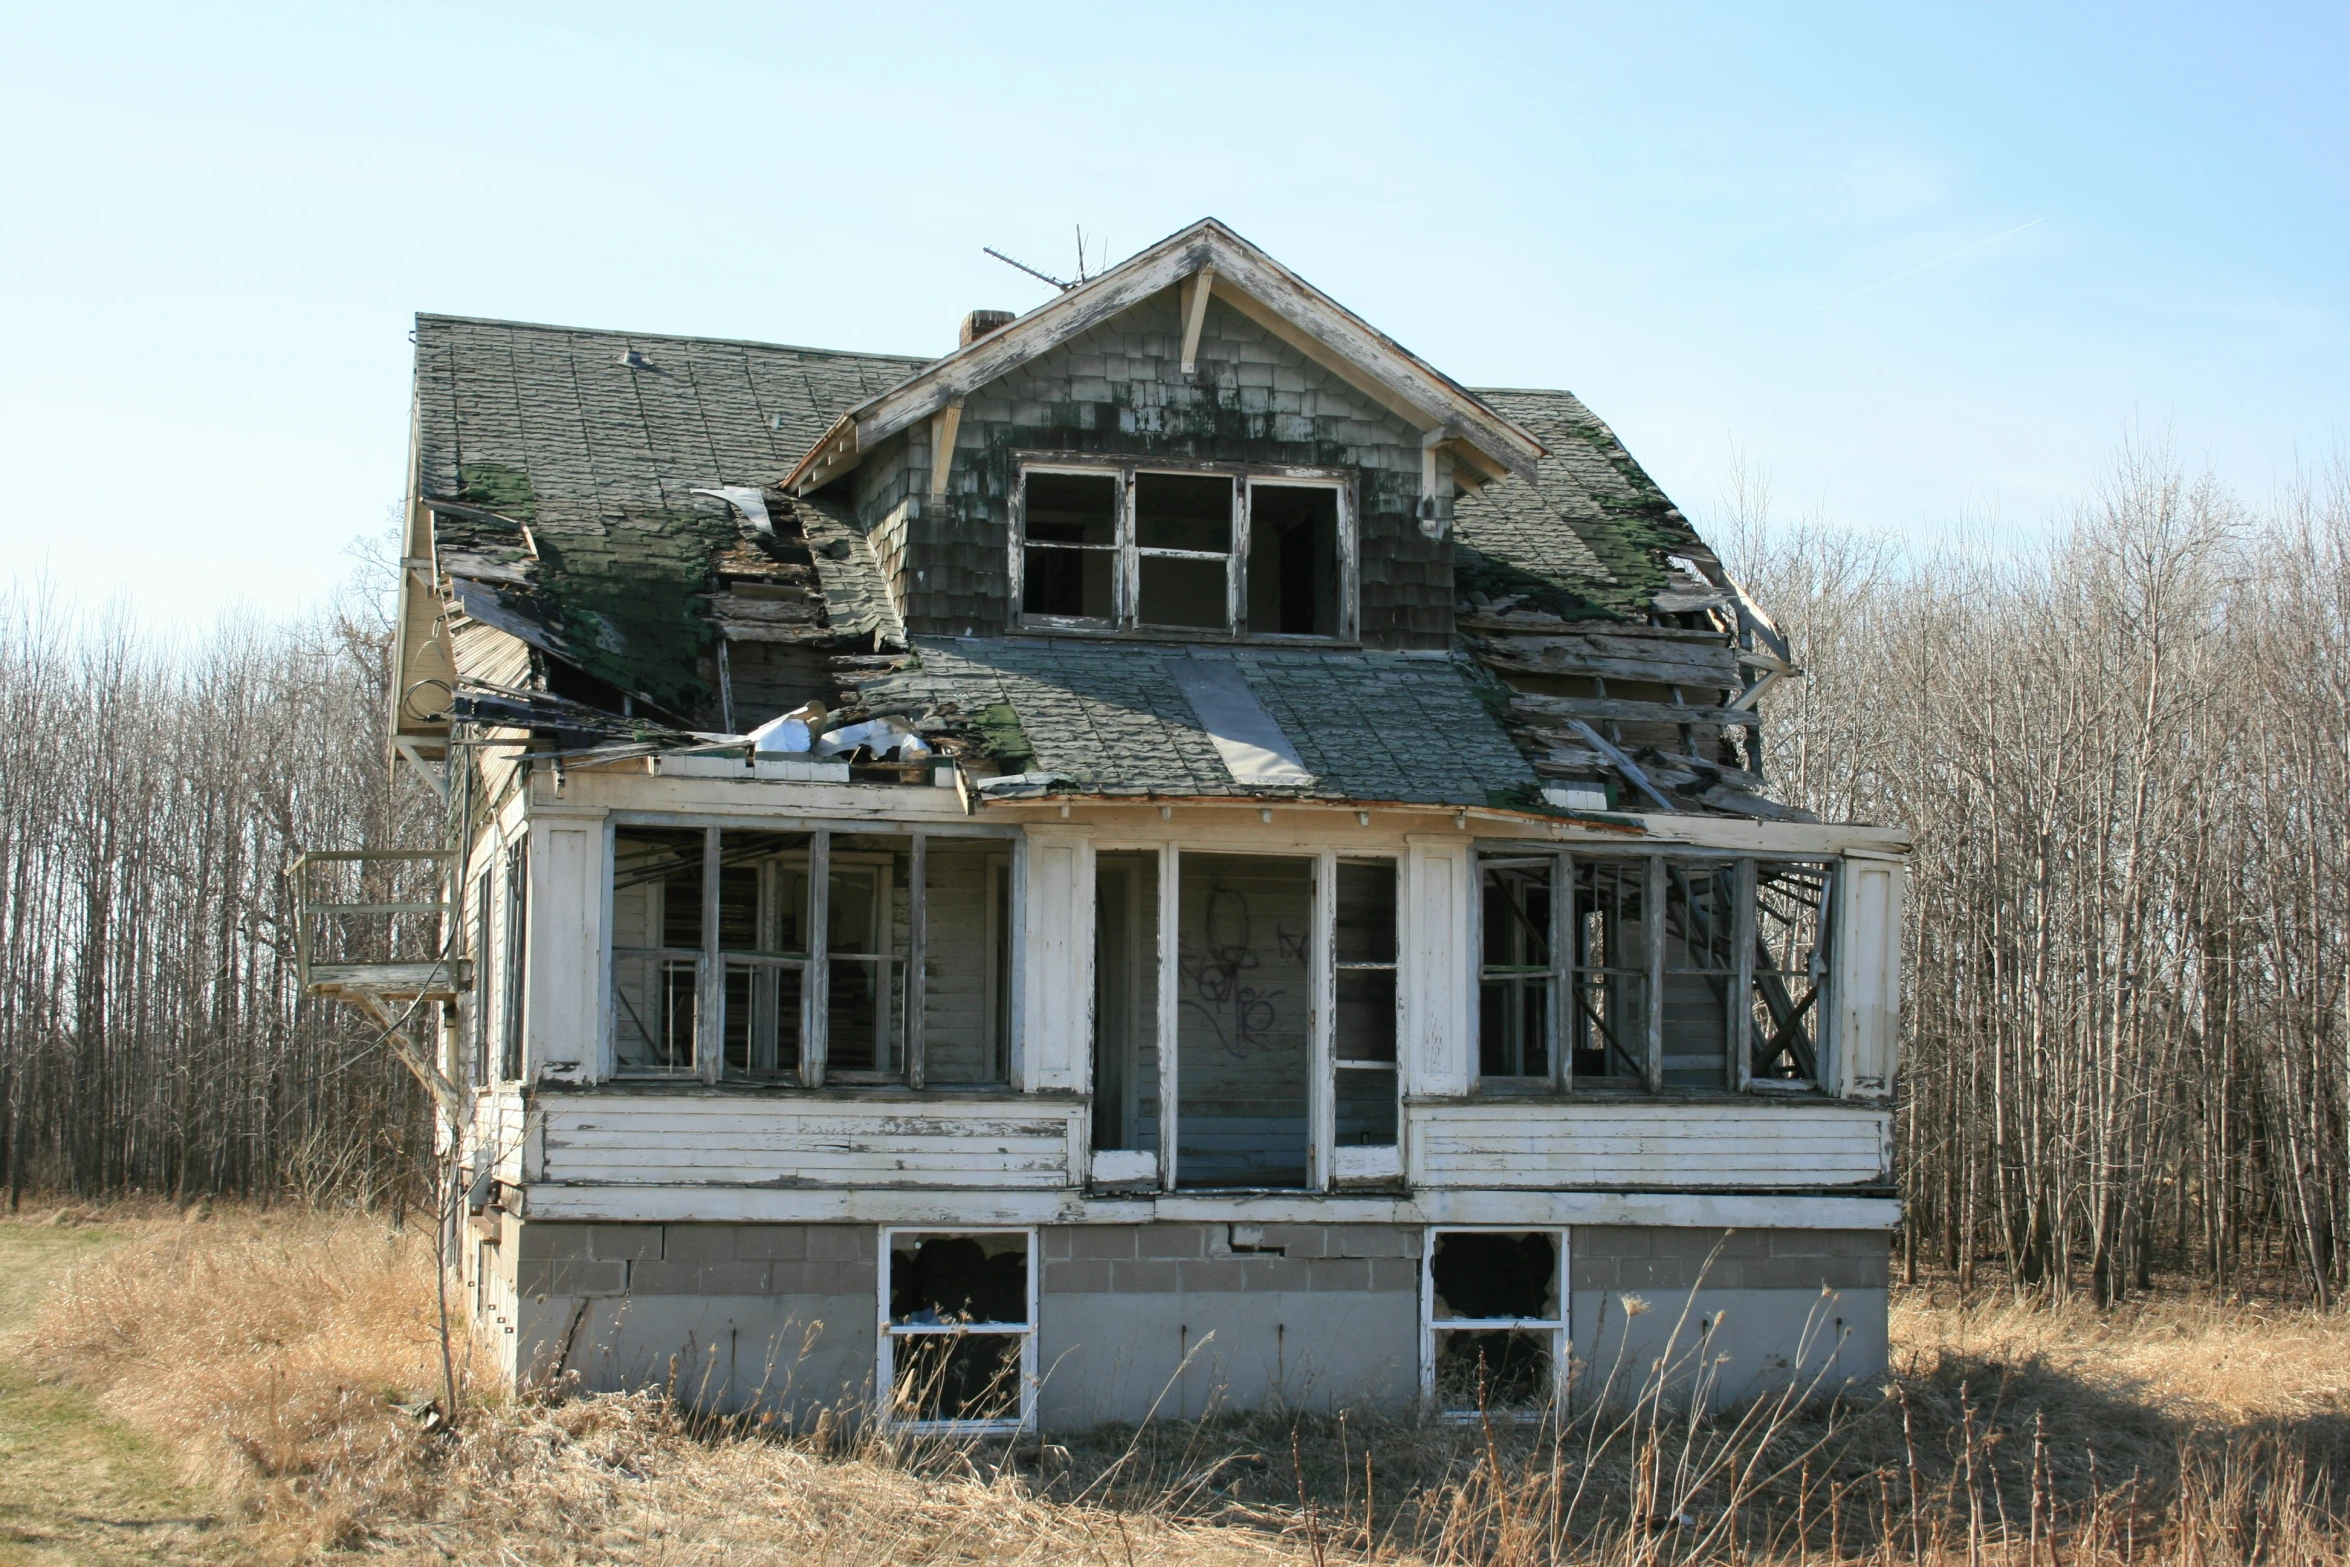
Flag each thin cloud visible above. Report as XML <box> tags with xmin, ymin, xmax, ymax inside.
<box><xmin>1796</xmin><ymin>217</ymin><xmax>2045</xmax><ymax>320</ymax></box>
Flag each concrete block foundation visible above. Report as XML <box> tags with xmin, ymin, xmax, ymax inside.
<box><xmin>475</xmin><ymin>1219</ymin><xmax>1890</xmax><ymax>1430</ymax></box>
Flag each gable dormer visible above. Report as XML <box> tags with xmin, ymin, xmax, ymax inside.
<box><xmin>785</xmin><ymin>219</ymin><xmax>1543</xmax><ymax>650</ymax></box>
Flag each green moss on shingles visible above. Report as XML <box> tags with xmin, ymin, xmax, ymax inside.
<box><xmin>973</xmin><ymin>702</ymin><xmax>1036</xmax><ymax>771</ymax></box>
<box><xmin>522</xmin><ymin>505</ymin><xmax>737</xmax><ymax>720</ymax></box>
<box><xmin>457</xmin><ymin>461</ymin><xmax>538</xmax><ymax>523</ymax></box>
<box><xmin>1551</xmin><ymin>419</ymin><xmax>1704</xmax><ymax>614</ymax></box>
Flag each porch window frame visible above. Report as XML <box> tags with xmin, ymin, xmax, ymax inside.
<box><xmin>877</xmin><ymin>1224</ymin><xmax>1038</xmax><ymax>1437</ymax></box>
<box><xmin>1007</xmin><ymin>454</ymin><xmax>1358</xmax><ymax>643</ymax></box>
<box><xmin>602</xmin><ymin>819</ymin><xmax>1022</xmax><ymax>1090</ymax></box>
<box><xmin>1471</xmin><ymin>847</ymin><xmax>1837</xmax><ymax>1096</ymax></box>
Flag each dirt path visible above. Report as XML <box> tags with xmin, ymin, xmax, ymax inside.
<box><xmin>0</xmin><ymin>1220</ymin><xmax>231</xmax><ymax>1565</ymax></box>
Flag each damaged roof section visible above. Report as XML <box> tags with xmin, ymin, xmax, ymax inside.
<box><xmin>408</xmin><ymin>315</ymin><xmax>927</xmax><ymax>727</ymax></box>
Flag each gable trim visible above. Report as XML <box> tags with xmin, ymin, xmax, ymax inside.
<box><xmin>783</xmin><ymin>220</ymin><xmax>1543</xmax><ymax>495</ymax></box>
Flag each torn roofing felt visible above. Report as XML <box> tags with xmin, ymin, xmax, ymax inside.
<box><xmin>860</xmin><ymin>640</ymin><xmax>1537</xmax><ymax>808</ymax></box>
<box><xmin>411</xmin><ymin>314</ymin><xmax>927</xmax><ymax>718</ymax></box>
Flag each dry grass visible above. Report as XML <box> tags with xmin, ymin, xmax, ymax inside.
<box><xmin>10</xmin><ymin>1207</ymin><xmax>2350</xmax><ymax>1563</ymax></box>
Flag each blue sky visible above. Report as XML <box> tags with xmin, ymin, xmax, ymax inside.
<box><xmin>4</xmin><ymin>1</ymin><xmax>2344</xmax><ymax>620</ymax></box>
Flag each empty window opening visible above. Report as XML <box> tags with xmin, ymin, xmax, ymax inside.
<box><xmin>1334</xmin><ymin>858</ymin><xmax>1399</xmax><ymax>1148</ymax></box>
<box><xmin>1477</xmin><ymin>852</ymin><xmax>1838</xmax><ymax>1094</ymax></box>
<box><xmin>882</xmin><ymin>1229</ymin><xmax>1033</xmax><ymax>1431</ymax></box>
<box><xmin>1750</xmin><ymin>861</ymin><xmax>1832</xmax><ymax>1085</ymax></box>
<box><xmin>1247</xmin><ymin>483</ymin><xmax>1340</xmax><ymax>637</ymax></box>
<box><xmin>1020</xmin><ymin>471</ymin><xmax>1117</xmax><ymax>622</ymax></box>
<box><xmin>825</xmin><ymin>835</ymin><xmax>912</xmax><ymax>1079</ymax></box>
<box><xmin>1092</xmin><ymin>851</ymin><xmax>1162</xmax><ymax>1154</ymax></box>
<box><xmin>612</xmin><ymin>828</ymin><xmax>1009</xmax><ymax>1086</ymax></box>
<box><xmin>1661</xmin><ymin>863</ymin><xmax>1736</xmax><ymax>1090</ymax></box>
<box><xmin>1176</xmin><ymin>854</ymin><xmax>1312</xmax><ymax>1188</ymax></box>
<box><xmin>1426</xmin><ymin>1229</ymin><xmax>1566</xmax><ymax>1417</ymax></box>
<box><xmin>1135</xmin><ymin>472</ymin><xmax>1234</xmax><ymax>630</ymax></box>
<box><xmin>1567</xmin><ymin>859</ymin><xmax>1648</xmax><ymax>1086</ymax></box>
<box><xmin>1478</xmin><ymin>860</ymin><xmax>1553</xmax><ymax>1080</ymax></box>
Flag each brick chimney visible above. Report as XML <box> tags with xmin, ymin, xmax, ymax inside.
<box><xmin>960</xmin><ymin>309</ymin><xmax>1015</xmax><ymax>348</ymax></box>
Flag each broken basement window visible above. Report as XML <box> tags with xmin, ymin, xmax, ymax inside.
<box><xmin>1427</xmin><ymin>1229</ymin><xmax>1566</xmax><ymax>1416</ymax></box>
<box><xmin>882</xmin><ymin>1229</ymin><xmax>1033</xmax><ymax>1431</ymax></box>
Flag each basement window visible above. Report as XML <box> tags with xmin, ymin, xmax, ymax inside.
<box><xmin>1425</xmin><ymin>1229</ymin><xmax>1567</xmax><ymax>1416</ymax></box>
<box><xmin>1012</xmin><ymin>460</ymin><xmax>1354</xmax><ymax>640</ymax></box>
<box><xmin>880</xmin><ymin>1229</ymin><xmax>1035</xmax><ymax>1433</ymax></box>
<box><xmin>1474</xmin><ymin>852</ymin><xmax>1835</xmax><ymax>1093</ymax></box>
<box><xmin>609</xmin><ymin>826</ymin><xmax>1013</xmax><ymax>1087</ymax></box>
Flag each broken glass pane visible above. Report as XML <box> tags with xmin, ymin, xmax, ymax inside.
<box><xmin>1567</xmin><ymin>858</ymin><xmax>1647</xmax><ymax>1085</ymax></box>
<box><xmin>1247</xmin><ymin>483</ymin><xmax>1340</xmax><ymax>637</ymax></box>
<box><xmin>1661</xmin><ymin>861</ymin><xmax>1736</xmax><ymax>1089</ymax></box>
<box><xmin>1752</xmin><ymin>861</ymin><xmax>1832</xmax><ymax>1083</ymax></box>
<box><xmin>1135</xmin><ymin>472</ymin><xmax>1232</xmax><ymax>552</ymax></box>
<box><xmin>1479</xmin><ymin>860</ymin><xmax>1553</xmax><ymax>1079</ymax></box>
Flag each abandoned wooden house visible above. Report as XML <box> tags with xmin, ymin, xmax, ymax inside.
<box><xmin>326</xmin><ymin>218</ymin><xmax>1906</xmax><ymax>1430</ymax></box>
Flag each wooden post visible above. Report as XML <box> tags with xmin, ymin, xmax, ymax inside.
<box><xmin>906</xmin><ymin>833</ymin><xmax>927</xmax><ymax>1089</ymax></box>
<box><xmin>1158</xmin><ymin>843</ymin><xmax>1181</xmax><ymax>1192</ymax></box>
<box><xmin>1732</xmin><ymin>858</ymin><xmax>1757</xmax><ymax>1091</ymax></box>
<box><xmin>698</xmin><ymin>826</ymin><xmax>721</xmax><ymax>1084</ymax></box>
<box><xmin>805</xmin><ymin>830</ymin><xmax>831</xmax><ymax>1087</ymax></box>
<box><xmin>1643</xmin><ymin>855</ymin><xmax>1666</xmax><ymax>1093</ymax></box>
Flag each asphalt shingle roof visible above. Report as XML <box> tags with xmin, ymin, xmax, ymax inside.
<box><xmin>866</xmin><ymin>639</ymin><xmax>1538</xmax><ymax>807</ymax></box>
<box><xmin>410</xmin><ymin>314</ymin><xmax>1710</xmax><ymax>805</ymax></box>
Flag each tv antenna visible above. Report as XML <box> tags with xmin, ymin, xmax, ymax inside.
<box><xmin>984</xmin><ymin>226</ymin><xmax>1110</xmax><ymax>292</ymax></box>
<box><xmin>983</xmin><ymin>246</ymin><xmax>1072</xmax><ymax>291</ymax></box>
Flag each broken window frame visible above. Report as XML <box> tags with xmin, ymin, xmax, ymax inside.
<box><xmin>1471</xmin><ymin>848</ymin><xmax>1837</xmax><ymax>1095</ymax></box>
<box><xmin>605</xmin><ymin>820</ymin><xmax>1020</xmax><ymax>1090</ymax></box>
<box><xmin>1421</xmin><ymin>1226</ymin><xmax>1570</xmax><ymax>1420</ymax></box>
<box><xmin>876</xmin><ymin>1226</ymin><xmax>1037</xmax><ymax>1436</ymax></box>
<box><xmin>1008</xmin><ymin>456</ymin><xmax>1358</xmax><ymax>643</ymax></box>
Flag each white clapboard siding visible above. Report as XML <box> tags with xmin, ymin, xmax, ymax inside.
<box><xmin>473</xmin><ymin>1088</ymin><xmax>530</xmax><ymax>1183</ymax></box>
<box><xmin>1412</xmin><ymin>1101</ymin><xmax>1890</xmax><ymax>1188</ymax></box>
<box><xmin>536</xmin><ymin>1096</ymin><xmax>1080</xmax><ymax>1188</ymax></box>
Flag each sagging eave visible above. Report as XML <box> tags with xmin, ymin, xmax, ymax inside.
<box><xmin>781</xmin><ymin>218</ymin><xmax>1546</xmax><ymax>496</ymax></box>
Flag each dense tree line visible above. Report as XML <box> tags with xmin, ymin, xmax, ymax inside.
<box><xmin>1733</xmin><ymin>441</ymin><xmax>2350</xmax><ymax>1304</ymax></box>
<box><xmin>0</xmin><ymin>558</ymin><xmax>435</xmax><ymax>1207</ymax></box>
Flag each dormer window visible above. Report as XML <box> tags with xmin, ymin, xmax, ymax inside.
<box><xmin>1012</xmin><ymin>458</ymin><xmax>1354</xmax><ymax>640</ymax></box>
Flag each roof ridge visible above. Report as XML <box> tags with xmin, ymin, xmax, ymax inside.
<box><xmin>412</xmin><ymin>312</ymin><xmax>934</xmax><ymax>365</ymax></box>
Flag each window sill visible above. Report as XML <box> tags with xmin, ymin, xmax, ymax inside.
<box><xmin>1008</xmin><ymin>620</ymin><xmax>1360</xmax><ymax>651</ymax></box>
